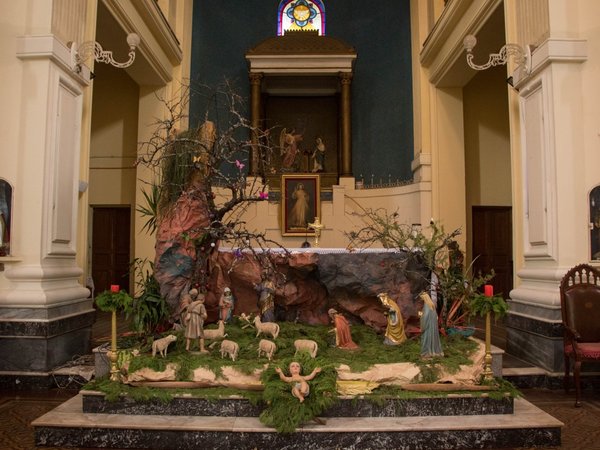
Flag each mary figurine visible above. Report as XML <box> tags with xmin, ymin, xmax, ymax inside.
<box><xmin>418</xmin><ymin>291</ymin><xmax>444</xmax><ymax>358</ymax></box>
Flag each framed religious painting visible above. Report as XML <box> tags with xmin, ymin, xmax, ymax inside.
<box><xmin>281</xmin><ymin>174</ymin><xmax>321</xmax><ymax>236</ymax></box>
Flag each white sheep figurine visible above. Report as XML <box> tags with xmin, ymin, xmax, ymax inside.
<box><xmin>294</xmin><ymin>339</ymin><xmax>319</xmax><ymax>358</ymax></box>
<box><xmin>151</xmin><ymin>334</ymin><xmax>177</xmax><ymax>358</ymax></box>
<box><xmin>257</xmin><ymin>339</ymin><xmax>277</xmax><ymax>361</ymax></box>
<box><xmin>220</xmin><ymin>339</ymin><xmax>239</xmax><ymax>361</ymax></box>
<box><xmin>204</xmin><ymin>320</ymin><xmax>227</xmax><ymax>340</ymax></box>
<box><xmin>253</xmin><ymin>316</ymin><xmax>280</xmax><ymax>339</ymax></box>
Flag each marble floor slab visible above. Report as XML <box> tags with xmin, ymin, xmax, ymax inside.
<box><xmin>32</xmin><ymin>394</ymin><xmax>562</xmax><ymax>434</ymax></box>
<box><xmin>33</xmin><ymin>393</ymin><xmax>562</xmax><ymax>450</ymax></box>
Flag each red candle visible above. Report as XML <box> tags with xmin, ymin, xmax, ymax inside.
<box><xmin>484</xmin><ymin>284</ymin><xmax>493</xmax><ymax>297</ymax></box>
<box><xmin>110</xmin><ymin>284</ymin><xmax>120</xmax><ymax>293</ymax></box>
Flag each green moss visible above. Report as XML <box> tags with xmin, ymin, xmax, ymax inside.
<box><xmin>84</xmin><ymin>378</ymin><xmax>174</xmax><ymax>403</ymax></box>
<box><xmin>87</xmin><ymin>320</ymin><xmax>515</xmax><ymax>432</ymax></box>
<box><xmin>125</xmin><ymin>321</ymin><xmax>479</xmax><ymax>382</ymax></box>
<box><xmin>259</xmin><ymin>352</ymin><xmax>338</xmax><ymax>433</ymax></box>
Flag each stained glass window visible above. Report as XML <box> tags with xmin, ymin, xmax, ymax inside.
<box><xmin>277</xmin><ymin>0</ymin><xmax>325</xmax><ymax>36</ymax></box>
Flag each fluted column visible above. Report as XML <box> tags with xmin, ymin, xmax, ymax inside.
<box><xmin>339</xmin><ymin>72</ymin><xmax>353</xmax><ymax>177</ymax></box>
<box><xmin>249</xmin><ymin>72</ymin><xmax>263</xmax><ymax>176</ymax></box>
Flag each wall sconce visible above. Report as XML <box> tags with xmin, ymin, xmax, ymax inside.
<box><xmin>463</xmin><ymin>34</ymin><xmax>531</xmax><ymax>75</ymax></box>
<box><xmin>69</xmin><ymin>33</ymin><xmax>140</xmax><ymax>74</ymax></box>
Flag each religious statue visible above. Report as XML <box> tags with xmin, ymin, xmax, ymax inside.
<box><xmin>275</xmin><ymin>361</ymin><xmax>322</xmax><ymax>403</ymax></box>
<box><xmin>328</xmin><ymin>308</ymin><xmax>359</xmax><ymax>349</ymax></box>
<box><xmin>0</xmin><ymin>211</ymin><xmax>7</xmax><ymax>255</ymax></box>
<box><xmin>307</xmin><ymin>216</ymin><xmax>323</xmax><ymax>247</ymax></box>
<box><xmin>377</xmin><ymin>292</ymin><xmax>407</xmax><ymax>345</ymax></box>
<box><xmin>183</xmin><ymin>289</ymin><xmax>208</xmax><ymax>353</ymax></box>
<box><xmin>311</xmin><ymin>137</ymin><xmax>326</xmax><ymax>172</ymax></box>
<box><xmin>418</xmin><ymin>291</ymin><xmax>444</xmax><ymax>358</ymax></box>
<box><xmin>254</xmin><ymin>271</ymin><xmax>276</xmax><ymax>322</ymax></box>
<box><xmin>288</xmin><ymin>182</ymin><xmax>310</xmax><ymax>228</ymax></box>
<box><xmin>219</xmin><ymin>287</ymin><xmax>235</xmax><ymax>323</ymax></box>
<box><xmin>0</xmin><ymin>182</ymin><xmax>10</xmax><ymax>255</ymax></box>
<box><xmin>280</xmin><ymin>128</ymin><xmax>303</xmax><ymax>170</ymax></box>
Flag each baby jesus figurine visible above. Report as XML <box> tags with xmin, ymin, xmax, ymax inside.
<box><xmin>275</xmin><ymin>361</ymin><xmax>322</xmax><ymax>403</ymax></box>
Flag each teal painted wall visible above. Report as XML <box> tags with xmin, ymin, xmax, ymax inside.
<box><xmin>190</xmin><ymin>0</ymin><xmax>413</xmax><ymax>182</ymax></box>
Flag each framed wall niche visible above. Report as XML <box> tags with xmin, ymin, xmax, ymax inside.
<box><xmin>246</xmin><ymin>31</ymin><xmax>356</xmax><ymax>191</ymax></box>
<box><xmin>0</xmin><ymin>179</ymin><xmax>12</xmax><ymax>257</ymax></box>
<box><xmin>264</xmin><ymin>94</ymin><xmax>338</xmax><ymax>189</ymax></box>
<box><xmin>590</xmin><ymin>186</ymin><xmax>600</xmax><ymax>260</ymax></box>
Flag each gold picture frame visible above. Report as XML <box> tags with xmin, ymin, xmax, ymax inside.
<box><xmin>281</xmin><ymin>174</ymin><xmax>321</xmax><ymax>236</ymax></box>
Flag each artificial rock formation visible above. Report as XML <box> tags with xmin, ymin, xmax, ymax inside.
<box><xmin>204</xmin><ymin>250</ymin><xmax>429</xmax><ymax>331</ymax></box>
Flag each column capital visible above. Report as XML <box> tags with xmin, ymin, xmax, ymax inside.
<box><xmin>249</xmin><ymin>72</ymin><xmax>264</xmax><ymax>84</ymax></box>
<box><xmin>339</xmin><ymin>71</ymin><xmax>353</xmax><ymax>84</ymax></box>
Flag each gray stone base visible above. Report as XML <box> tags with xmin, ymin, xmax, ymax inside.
<box><xmin>81</xmin><ymin>390</ymin><xmax>514</xmax><ymax>417</ymax></box>
<box><xmin>0</xmin><ymin>307</ymin><xmax>95</xmax><ymax>372</ymax></box>
<box><xmin>35</xmin><ymin>425</ymin><xmax>560</xmax><ymax>450</ymax></box>
<box><xmin>505</xmin><ymin>311</ymin><xmax>563</xmax><ymax>372</ymax></box>
<box><xmin>33</xmin><ymin>394</ymin><xmax>562</xmax><ymax>450</ymax></box>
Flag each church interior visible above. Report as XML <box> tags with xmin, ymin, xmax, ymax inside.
<box><xmin>1</xmin><ymin>0</ymin><xmax>600</xmax><ymax>448</ymax></box>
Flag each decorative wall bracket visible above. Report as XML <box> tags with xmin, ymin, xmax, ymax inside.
<box><xmin>69</xmin><ymin>33</ymin><xmax>140</xmax><ymax>73</ymax></box>
<box><xmin>463</xmin><ymin>34</ymin><xmax>532</xmax><ymax>75</ymax></box>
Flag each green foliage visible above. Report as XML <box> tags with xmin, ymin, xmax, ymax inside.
<box><xmin>259</xmin><ymin>352</ymin><xmax>338</xmax><ymax>433</ymax></box>
<box><xmin>94</xmin><ymin>319</ymin><xmax>494</xmax><ymax>432</ymax></box>
<box><xmin>85</xmin><ymin>378</ymin><xmax>174</xmax><ymax>403</ymax></box>
<box><xmin>136</xmin><ymin>184</ymin><xmax>161</xmax><ymax>235</ymax></box>
<box><xmin>345</xmin><ymin>208</ymin><xmax>502</xmax><ymax>331</ymax></box>
<box><xmin>124</xmin><ymin>320</ymin><xmax>479</xmax><ymax>382</ymax></box>
<box><xmin>347</xmin><ymin>210</ymin><xmax>460</xmax><ymax>274</ymax></box>
<box><xmin>485</xmin><ymin>377</ymin><xmax>522</xmax><ymax>399</ymax></box>
<box><xmin>129</xmin><ymin>258</ymin><xmax>170</xmax><ymax>336</ymax></box>
<box><xmin>94</xmin><ymin>289</ymin><xmax>133</xmax><ymax>313</ymax></box>
<box><xmin>437</xmin><ymin>261</ymin><xmax>495</xmax><ymax>330</ymax></box>
<box><xmin>469</xmin><ymin>293</ymin><xmax>509</xmax><ymax>321</ymax></box>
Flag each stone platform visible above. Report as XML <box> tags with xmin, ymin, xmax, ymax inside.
<box><xmin>33</xmin><ymin>390</ymin><xmax>562</xmax><ymax>449</ymax></box>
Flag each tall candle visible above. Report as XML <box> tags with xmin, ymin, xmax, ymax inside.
<box><xmin>110</xmin><ymin>284</ymin><xmax>120</xmax><ymax>293</ymax></box>
<box><xmin>484</xmin><ymin>284</ymin><xmax>493</xmax><ymax>297</ymax></box>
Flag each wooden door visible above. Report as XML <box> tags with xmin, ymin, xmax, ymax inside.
<box><xmin>472</xmin><ymin>206</ymin><xmax>513</xmax><ymax>299</ymax></box>
<box><xmin>91</xmin><ymin>207</ymin><xmax>131</xmax><ymax>294</ymax></box>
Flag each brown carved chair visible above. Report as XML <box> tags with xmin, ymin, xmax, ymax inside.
<box><xmin>560</xmin><ymin>264</ymin><xmax>600</xmax><ymax>407</ymax></box>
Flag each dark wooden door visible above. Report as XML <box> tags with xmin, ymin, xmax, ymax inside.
<box><xmin>92</xmin><ymin>207</ymin><xmax>131</xmax><ymax>294</ymax></box>
<box><xmin>472</xmin><ymin>206</ymin><xmax>513</xmax><ymax>299</ymax></box>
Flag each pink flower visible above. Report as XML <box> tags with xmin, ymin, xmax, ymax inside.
<box><xmin>259</xmin><ymin>192</ymin><xmax>269</xmax><ymax>200</ymax></box>
<box><xmin>235</xmin><ymin>160</ymin><xmax>245</xmax><ymax>170</ymax></box>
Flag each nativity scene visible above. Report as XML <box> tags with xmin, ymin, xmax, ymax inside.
<box><xmin>82</xmin><ymin>69</ymin><xmax>510</xmax><ymax>435</ymax></box>
<box><xmin>15</xmin><ymin>0</ymin><xmax>579</xmax><ymax>448</ymax></box>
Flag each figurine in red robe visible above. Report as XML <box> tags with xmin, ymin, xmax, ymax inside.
<box><xmin>328</xmin><ymin>308</ymin><xmax>359</xmax><ymax>349</ymax></box>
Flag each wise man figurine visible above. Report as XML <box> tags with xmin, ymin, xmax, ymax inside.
<box><xmin>308</xmin><ymin>217</ymin><xmax>323</xmax><ymax>247</ymax></box>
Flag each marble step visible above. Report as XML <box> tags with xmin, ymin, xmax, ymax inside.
<box><xmin>81</xmin><ymin>389</ymin><xmax>514</xmax><ymax>417</ymax></box>
<box><xmin>33</xmin><ymin>394</ymin><xmax>562</xmax><ymax>450</ymax></box>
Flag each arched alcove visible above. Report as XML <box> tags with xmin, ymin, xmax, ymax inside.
<box><xmin>590</xmin><ymin>186</ymin><xmax>600</xmax><ymax>260</ymax></box>
<box><xmin>0</xmin><ymin>179</ymin><xmax>12</xmax><ymax>256</ymax></box>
